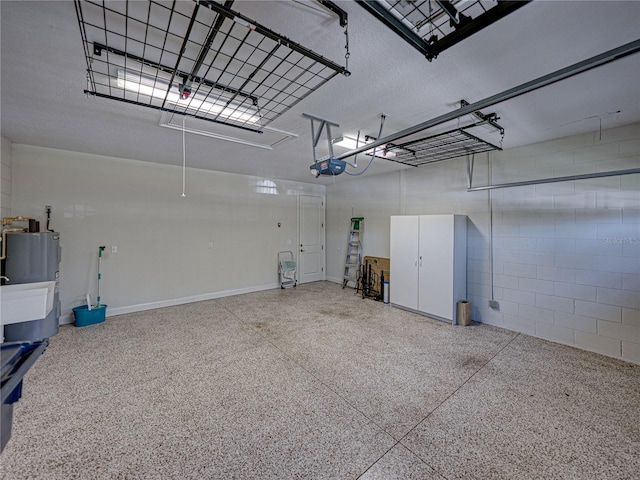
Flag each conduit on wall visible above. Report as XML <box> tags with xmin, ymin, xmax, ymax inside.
<box><xmin>467</xmin><ymin>167</ymin><xmax>640</xmax><ymax>192</ymax></box>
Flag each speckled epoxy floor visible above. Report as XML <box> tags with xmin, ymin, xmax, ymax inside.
<box><xmin>2</xmin><ymin>281</ymin><xmax>639</xmax><ymax>479</ymax></box>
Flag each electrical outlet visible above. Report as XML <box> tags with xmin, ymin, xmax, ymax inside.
<box><xmin>111</xmin><ymin>246</ymin><xmax>118</xmax><ymax>254</ymax></box>
<box><xmin>208</xmin><ymin>241</ymin><xmax>213</xmax><ymax>249</ymax></box>
<box><xmin>489</xmin><ymin>300</ymin><xmax>499</xmax><ymax>309</ymax></box>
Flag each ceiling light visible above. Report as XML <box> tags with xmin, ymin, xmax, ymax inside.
<box><xmin>333</xmin><ymin>136</ymin><xmax>359</xmax><ymax>149</ymax></box>
<box><xmin>333</xmin><ymin>135</ymin><xmax>396</xmax><ymax>158</ymax></box>
<box><xmin>116</xmin><ymin>69</ymin><xmax>261</xmax><ymax>125</ymax></box>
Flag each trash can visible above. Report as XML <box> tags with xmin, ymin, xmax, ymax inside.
<box><xmin>456</xmin><ymin>300</ymin><xmax>472</xmax><ymax>326</ymax></box>
<box><xmin>1</xmin><ymin>339</ymin><xmax>49</xmax><ymax>452</ymax></box>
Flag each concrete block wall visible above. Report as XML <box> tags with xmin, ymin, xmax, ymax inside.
<box><xmin>475</xmin><ymin>124</ymin><xmax>640</xmax><ymax>362</ymax></box>
<box><xmin>326</xmin><ymin>123</ymin><xmax>640</xmax><ymax>364</ymax></box>
<box><xmin>11</xmin><ymin>145</ymin><xmax>325</xmax><ymax>323</ymax></box>
<box><xmin>1</xmin><ymin>135</ymin><xmax>11</xmax><ymax>219</ymax></box>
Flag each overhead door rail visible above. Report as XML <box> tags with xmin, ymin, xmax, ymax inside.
<box><xmin>333</xmin><ymin>38</ymin><xmax>640</xmax><ymax>176</ymax></box>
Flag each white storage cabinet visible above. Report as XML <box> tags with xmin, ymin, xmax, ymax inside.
<box><xmin>390</xmin><ymin>214</ymin><xmax>467</xmax><ymax>322</ymax></box>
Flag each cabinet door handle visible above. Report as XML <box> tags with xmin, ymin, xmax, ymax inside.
<box><xmin>414</xmin><ymin>259</ymin><xmax>418</xmax><ymax>267</ymax></box>
<box><xmin>419</xmin><ymin>256</ymin><xmax>423</xmax><ymax>267</ymax></box>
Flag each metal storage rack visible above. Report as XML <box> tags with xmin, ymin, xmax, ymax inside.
<box><xmin>75</xmin><ymin>0</ymin><xmax>349</xmax><ymax>132</ymax></box>
<box><xmin>384</xmin><ymin>126</ymin><xmax>501</xmax><ymax>167</ymax></box>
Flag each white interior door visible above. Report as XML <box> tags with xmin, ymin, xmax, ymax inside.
<box><xmin>298</xmin><ymin>195</ymin><xmax>324</xmax><ymax>283</ymax></box>
<box><xmin>390</xmin><ymin>215</ymin><xmax>419</xmax><ymax>309</ymax></box>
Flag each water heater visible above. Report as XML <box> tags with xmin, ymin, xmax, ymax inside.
<box><xmin>3</xmin><ymin>232</ymin><xmax>61</xmax><ymax>341</ymax></box>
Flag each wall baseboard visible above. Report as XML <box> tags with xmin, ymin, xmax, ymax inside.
<box><xmin>60</xmin><ymin>282</ymin><xmax>280</xmax><ymax>325</ymax></box>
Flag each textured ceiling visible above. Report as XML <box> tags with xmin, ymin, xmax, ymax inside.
<box><xmin>1</xmin><ymin>1</ymin><xmax>639</xmax><ymax>184</ymax></box>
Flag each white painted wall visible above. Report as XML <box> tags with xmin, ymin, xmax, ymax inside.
<box><xmin>326</xmin><ymin>123</ymin><xmax>640</xmax><ymax>365</ymax></box>
<box><xmin>10</xmin><ymin>145</ymin><xmax>324</xmax><ymax>323</ymax></box>
<box><xmin>1</xmin><ymin>135</ymin><xmax>12</xmax><ymax>219</ymax></box>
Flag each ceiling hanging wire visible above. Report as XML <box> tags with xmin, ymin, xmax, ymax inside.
<box><xmin>181</xmin><ymin>116</ymin><xmax>187</xmax><ymax>198</ymax></box>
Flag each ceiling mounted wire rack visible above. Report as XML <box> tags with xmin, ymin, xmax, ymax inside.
<box><xmin>75</xmin><ymin>0</ymin><xmax>349</xmax><ymax>133</ymax></box>
<box><xmin>357</xmin><ymin>0</ymin><xmax>529</xmax><ymax>61</ymax></box>
<box><xmin>384</xmin><ymin>126</ymin><xmax>501</xmax><ymax>166</ymax></box>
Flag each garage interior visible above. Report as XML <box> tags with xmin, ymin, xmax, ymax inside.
<box><xmin>1</xmin><ymin>1</ymin><xmax>639</xmax><ymax>478</ymax></box>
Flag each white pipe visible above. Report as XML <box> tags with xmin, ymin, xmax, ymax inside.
<box><xmin>468</xmin><ymin>168</ymin><xmax>640</xmax><ymax>191</ymax></box>
<box><xmin>181</xmin><ymin>116</ymin><xmax>187</xmax><ymax>198</ymax></box>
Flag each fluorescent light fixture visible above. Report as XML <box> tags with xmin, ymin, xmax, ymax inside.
<box><xmin>333</xmin><ymin>135</ymin><xmax>396</xmax><ymax>158</ymax></box>
<box><xmin>116</xmin><ymin>69</ymin><xmax>261</xmax><ymax>125</ymax></box>
<box><xmin>333</xmin><ymin>136</ymin><xmax>359</xmax><ymax>149</ymax></box>
<box><xmin>158</xmin><ymin>111</ymin><xmax>298</xmax><ymax>150</ymax></box>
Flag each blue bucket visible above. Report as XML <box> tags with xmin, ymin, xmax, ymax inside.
<box><xmin>73</xmin><ymin>305</ymin><xmax>107</xmax><ymax>327</ymax></box>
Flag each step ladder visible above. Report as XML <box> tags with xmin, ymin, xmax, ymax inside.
<box><xmin>342</xmin><ymin>217</ymin><xmax>364</xmax><ymax>288</ymax></box>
